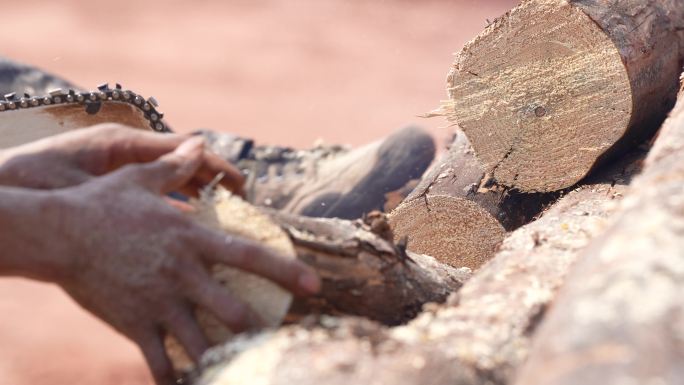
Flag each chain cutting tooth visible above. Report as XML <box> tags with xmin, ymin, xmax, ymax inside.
<box><xmin>97</xmin><ymin>83</ymin><xmax>109</xmax><ymax>91</ymax></box>
<box><xmin>115</xmin><ymin>83</ymin><xmax>122</xmax><ymax>90</ymax></box>
<box><xmin>48</xmin><ymin>88</ymin><xmax>64</xmax><ymax>97</ymax></box>
<box><xmin>147</xmin><ymin>97</ymin><xmax>159</xmax><ymax>107</ymax></box>
<box><xmin>4</xmin><ymin>92</ymin><xmax>16</xmax><ymax>101</ymax></box>
<box><xmin>23</xmin><ymin>93</ymin><xmax>31</xmax><ymax>99</ymax></box>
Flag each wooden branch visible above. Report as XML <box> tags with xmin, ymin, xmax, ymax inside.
<box><xmin>445</xmin><ymin>0</ymin><xmax>684</xmax><ymax>192</ymax></box>
<box><xmin>189</xmin><ymin>149</ymin><xmax>645</xmax><ymax>385</ymax></box>
<box><xmin>389</xmin><ymin>131</ymin><xmax>550</xmax><ymax>269</ymax></box>
<box><xmin>515</xmin><ymin>80</ymin><xmax>684</xmax><ymax>385</ymax></box>
<box><xmin>168</xmin><ymin>194</ymin><xmax>470</xmax><ymax>372</ymax></box>
<box><xmin>268</xmin><ymin>210</ymin><xmax>471</xmax><ymax>326</ymax></box>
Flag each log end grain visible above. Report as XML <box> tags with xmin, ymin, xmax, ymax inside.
<box><xmin>388</xmin><ymin>194</ymin><xmax>506</xmax><ymax>270</ymax></box>
<box><xmin>445</xmin><ymin>0</ymin><xmax>632</xmax><ymax>192</ymax></box>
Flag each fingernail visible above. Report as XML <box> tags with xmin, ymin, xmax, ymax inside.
<box><xmin>176</xmin><ymin>136</ymin><xmax>205</xmax><ymax>157</ymax></box>
<box><xmin>298</xmin><ymin>271</ymin><xmax>321</xmax><ymax>294</ymax></box>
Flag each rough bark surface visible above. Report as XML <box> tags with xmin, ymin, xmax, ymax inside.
<box><xmin>389</xmin><ymin>131</ymin><xmax>549</xmax><ymax>269</ymax></box>
<box><xmin>190</xmin><ymin>149</ymin><xmax>645</xmax><ymax>385</ymax></box>
<box><xmin>446</xmin><ymin>0</ymin><xmax>684</xmax><ymax>192</ymax></box>
<box><xmin>267</xmin><ymin>210</ymin><xmax>472</xmax><ymax>326</ymax></box>
<box><xmin>515</xmin><ymin>82</ymin><xmax>684</xmax><ymax>385</ymax></box>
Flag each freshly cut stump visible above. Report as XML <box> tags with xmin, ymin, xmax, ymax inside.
<box><xmin>446</xmin><ymin>0</ymin><xmax>684</xmax><ymax>192</ymax></box>
<box><xmin>389</xmin><ymin>131</ymin><xmax>547</xmax><ymax>269</ymax></box>
<box><xmin>166</xmin><ymin>190</ymin><xmax>297</xmax><ymax>372</ymax></box>
<box><xmin>515</xmin><ymin>79</ymin><xmax>684</xmax><ymax>385</ymax></box>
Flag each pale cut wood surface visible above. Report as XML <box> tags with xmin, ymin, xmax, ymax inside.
<box><xmin>515</xmin><ymin>81</ymin><xmax>684</xmax><ymax>385</ymax></box>
<box><xmin>166</xmin><ymin>191</ymin><xmax>297</xmax><ymax>372</ymax></box>
<box><xmin>446</xmin><ymin>0</ymin><xmax>684</xmax><ymax>192</ymax></box>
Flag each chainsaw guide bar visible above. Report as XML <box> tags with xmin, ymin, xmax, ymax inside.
<box><xmin>0</xmin><ymin>83</ymin><xmax>169</xmax><ymax>133</ymax></box>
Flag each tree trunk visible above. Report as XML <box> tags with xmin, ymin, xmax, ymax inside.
<box><xmin>445</xmin><ymin>0</ymin><xmax>684</xmax><ymax>192</ymax></box>
<box><xmin>189</xmin><ymin>149</ymin><xmax>645</xmax><ymax>385</ymax></box>
<box><xmin>389</xmin><ymin>131</ymin><xmax>550</xmax><ymax>269</ymax></box>
<box><xmin>514</xmin><ymin>81</ymin><xmax>684</xmax><ymax>385</ymax></box>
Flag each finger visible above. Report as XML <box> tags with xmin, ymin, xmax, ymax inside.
<box><xmin>107</xmin><ymin>128</ymin><xmax>189</xmax><ymax>170</ymax></box>
<box><xmin>195</xmin><ymin>151</ymin><xmax>246</xmax><ymax>195</ymax></box>
<box><xmin>162</xmin><ymin>303</ymin><xmax>209</xmax><ymax>363</ymax></box>
<box><xmin>125</xmin><ymin>136</ymin><xmax>205</xmax><ymax>194</ymax></box>
<box><xmin>193</xmin><ymin>228</ymin><xmax>321</xmax><ymax>296</ymax></box>
<box><xmin>137</xmin><ymin>329</ymin><xmax>176</xmax><ymax>385</ymax></box>
<box><xmin>177</xmin><ymin>261</ymin><xmax>265</xmax><ymax>333</ymax></box>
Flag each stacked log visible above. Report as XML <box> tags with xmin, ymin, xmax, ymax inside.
<box><xmin>189</xmin><ymin>149</ymin><xmax>644</xmax><ymax>385</ymax></box>
<box><xmin>445</xmin><ymin>0</ymin><xmax>684</xmax><ymax>192</ymax></box>
<box><xmin>514</xmin><ymin>81</ymin><xmax>684</xmax><ymax>385</ymax></box>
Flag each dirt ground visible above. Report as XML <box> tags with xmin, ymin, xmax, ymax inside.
<box><xmin>0</xmin><ymin>1</ymin><xmax>515</xmax><ymax>384</ymax></box>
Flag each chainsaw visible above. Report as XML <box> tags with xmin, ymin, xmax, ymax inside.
<box><xmin>0</xmin><ymin>84</ymin><xmax>169</xmax><ymax>149</ymax></box>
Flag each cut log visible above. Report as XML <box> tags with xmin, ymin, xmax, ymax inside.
<box><xmin>445</xmin><ymin>0</ymin><xmax>684</xmax><ymax>192</ymax></box>
<box><xmin>389</xmin><ymin>131</ymin><xmax>549</xmax><ymax>269</ymax></box>
<box><xmin>169</xmin><ymin>191</ymin><xmax>470</xmax><ymax>372</ymax></box>
<box><xmin>270</xmin><ymin>210</ymin><xmax>471</xmax><ymax>326</ymax></box>
<box><xmin>514</xmin><ymin>80</ymin><xmax>684</xmax><ymax>385</ymax></box>
<box><xmin>189</xmin><ymin>148</ymin><xmax>645</xmax><ymax>385</ymax></box>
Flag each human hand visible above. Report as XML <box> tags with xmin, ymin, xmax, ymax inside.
<box><xmin>31</xmin><ymin>137</ymin><xmax>319</xmax><ymax>384</ymax></box>
<box><xmin>0</xmin><ymin>123</ymin><xmax>245</xmax><ymax>196</ymax></box>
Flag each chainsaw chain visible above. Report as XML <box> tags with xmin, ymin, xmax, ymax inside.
<box><xmin>0</xmin><ymin>83</ymin><xmax>169</xmax><ymax>132</ymax></box>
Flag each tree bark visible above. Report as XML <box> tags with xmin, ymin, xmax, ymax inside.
<box><xmin>189</xmin><ymin>149</ymin><xmax>645</xmax><ymax>385</ymax></box>
<box><xmin>389</xmin><ymin>131</ymin><xmax>549</xmax><ymax>269</ymax></box>
<box><xmin>267</xmin><ymin>210</ymin><xmax>471</xmax><ymax>326</ymax></box>
<box><xmin>515</xmin><ymin>80</ymin><xmax>684</xmax><ymax>385</ymax></box>
<box><xmin>445</xmin><ymin>0</ymin><xmax>684</xmax><ymax>192</ymax></box>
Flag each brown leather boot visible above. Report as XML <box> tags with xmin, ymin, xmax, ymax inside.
<box><xmin>205</xmin><ymin>125</ymin><xmax>435</xmax><ymax>219</ymax></box>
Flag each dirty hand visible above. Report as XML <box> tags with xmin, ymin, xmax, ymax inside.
<box><xmin>0</xmin><ymin>123</ymin><xmax>245</xmax><ymax>196</ymax></box>
<box><xmin>0</xmin><ymin>137</ymin><xmax>320</xmax><ymax>385</ymax></box>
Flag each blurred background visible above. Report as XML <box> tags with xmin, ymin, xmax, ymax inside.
<box><xmin>0</xmin><ymin>1</ymin><xmax>515</xmax><ymax>384</ymax></box>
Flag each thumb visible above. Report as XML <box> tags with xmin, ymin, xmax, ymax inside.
<box><xmin>130</xmin><ymin>136</ymin><xmax>205</xmax><ymax>194</ymax></box>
